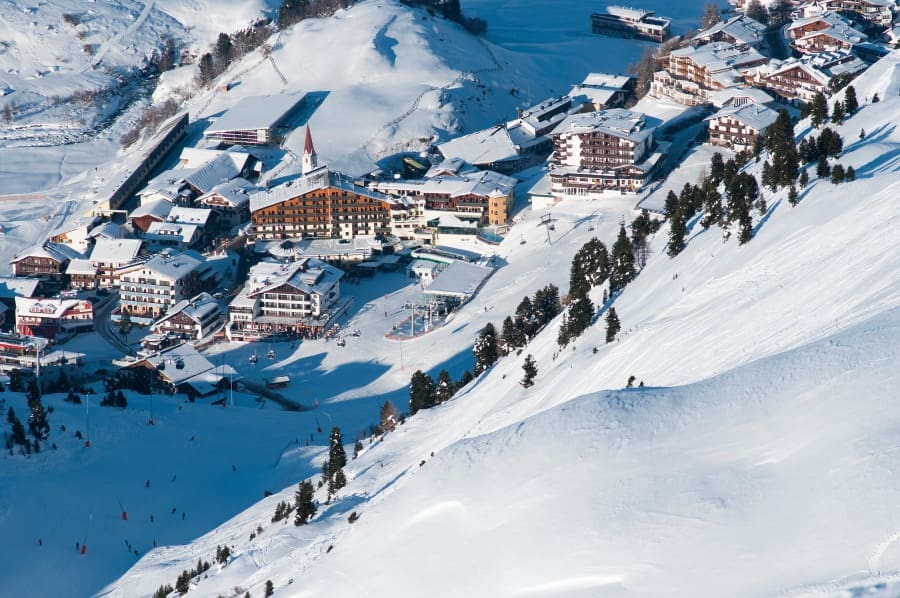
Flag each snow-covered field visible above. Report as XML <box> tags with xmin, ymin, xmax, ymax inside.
<box><xmin>2</xmin><ymin>0</ymin><xmax>899</xmax><ymax>596</ymax></box>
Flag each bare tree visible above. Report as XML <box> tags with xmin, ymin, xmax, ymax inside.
<box><xmin>701</xmin><ymin>3</ymin><xmax>721</xmax><ymax>29</ymax></box>
<box><xmin>2</xmin><ymin>103</ymin><xmax>13</xmax><ymax>124</ymax></box>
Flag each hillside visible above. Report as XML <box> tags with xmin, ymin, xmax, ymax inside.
<box><xmin>101</xmin><ymin>51</ymin><xmax>900</xmax><ymax>598</ymax></box>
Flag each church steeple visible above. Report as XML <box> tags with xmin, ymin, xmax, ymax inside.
<box><xmin>302</xmin><ymin>125</ymin><xmax>318</xmax><ymax>175</ymax></box>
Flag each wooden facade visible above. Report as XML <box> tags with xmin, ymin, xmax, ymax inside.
<box><xmin>252</xmin><ymin>187</ymin><xmax>394</xmax><ymax>240</ymax></box>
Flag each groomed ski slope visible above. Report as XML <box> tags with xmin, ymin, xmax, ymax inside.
<box><xmin>103</xmin><ymin>52</ymin><xmax>900</xmax><ymax>597</ymax></box>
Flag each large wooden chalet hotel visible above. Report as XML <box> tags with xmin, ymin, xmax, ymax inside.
<box><xmin>249</xmin><ymin>129</ymin><xmax>420</xmax><ymax>240</ymax></box>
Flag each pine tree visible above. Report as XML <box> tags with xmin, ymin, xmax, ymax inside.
<box><xmin>435</xmin><ymin>369</ymin><xmax>455</xmax><ymax>404</ymax></box>
<box><xmin>738</xmin><ymin>212</ymin><xmax>754</xmax><ymax>245</ymax></box>
<box><xmin>701</xmin><ymin>180</ymin><xmax>723</xmax><ymax>229</ymax></box>
<box><xmin>667</xmin><ymin>210</ymin><xmax>687</xmax><ymax>257</ymax></box>
<box><xmin>818</xmin><ymin>127</ymin><xmax>843</xmax><ymax>157</ymax></box>
<box><xmin>473</xmin><ymin>323</ymin><xmax>499</xmax><ymax>375</ymax></box>
<box><xmin>569</xmin><ymin>238</ymin><xmax>610</xmax><ymax>298</ymax></box>
<box><xmin>327</xmin><ymin>427</ymin><xmax>347</xmax><ymax>477</ymax></box>
<box><xmin>513</xmin><ymin>296</ymin><xmax>537</xmax><ymax>338</ymax></box>
<box><xmin>831</xmin><ymin>163</ymin><xmax>845</xmax><ymax>184</ymax></box>
<box><xmin>799</xmin><ymin>169</ymin><xmax>809</xmax><ymax>188</ymax></box>
<box><xmin>609</xmin><ymin>224</ymin><xmax>636</xmax><ymax>294</ymax></box>
<box><xmin>846</xmin><ymin>165</ymin><xmax>856</xmax><ymax>181</ymax></box>
<box><xmin>500</xmin><ymin>316</ymin><xmax>526</xmax><ymax>355</ymax></box>
<box><xmin>409</xmin><ymin>370</ymin><xmax>436</xmax><ymax>415</ymax></box>
<box><xmin>844</xmin><ymin>85</ymin><xmax>858</xmax><ymax>114</ymax></box>
<box><xmin>664</xmin><ymin>190</ymin><xmax>679</xmax><ymax>219</ymax></box>
<box><xmin>816</xmin><ymin>156</ymin><xmax>830</xmax><ymax>178</ymax></box>
<box><xmin>859</xmin><ymin>128</ymin><xmax>866</xmax><ymax>140</ymax></box>
<box><xmin>197</xmin><ymin>52</ymin><xmax>216</xmax><ymax>87</ymax></box>
<box><xmin>761</xmin><ymin>160</ymin><xmax>775</xmax><ymax>192</ymax></box>
<box><xmin>558</xmin><ymin>295</ymin><xmax>594</xmax><ymax>346</ymax></box>
<box><xmin>520</xmin><ymin>354</ymin><xmax>537</xmax><ymax>388</ymax></box>
<box><xmin>294</xmin><ymin>480</ymin><xmax>317</xmax><ymax>525</ymax></box>
<box><xmin>605</xmin><ymin>308</ymin><xmax>621</xmax><ymax>344</ymax></box>
<box><xmin>788</xmin><ymin>185</ymin><xmax>799</xmax><ymax>207</ymax></box>
<box><xmin>710</xmin><ymin>152</ymin><xmax>725</xmax><ymax>184</ymax></box>
<box><xmin>810</xmin><ymin>92</ymin><xmax>828</xmax><ymax>127</ymax></box>
<box><xmin>533</xmin><ymin>284</ymin><xmax>561</xmax><ymax>327</ymax></box>
<box><xmin>215</xmin><ymin>32</ymin><xmax>233</xmax><ymax>66</ymax></box>
<box><xmin>831</xmin><ymin>101</ymin><xmax>845</xmax><ymax>124</ymax></box>
<box><xmin>265</xmin><ymin>579</ymin><xmax>274</xmax><ymax>597</ymax></box>
<box><xmin>27</xmin><ymin>394</ymin><xmax>49</xmax><ymax>440</ymax></box>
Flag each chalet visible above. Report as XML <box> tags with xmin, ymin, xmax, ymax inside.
<box><xmin>11</xmin><ymin>244</ymin><xmax>73</xmax><ymax>279</ymax></box>
<box><xmin>138</xmin><ymin>147</ymin><xmax>255</xmax><ymax>207</ymax></box>
<box><xmin>122</xmin><ymin>342</ymin><xmax>237</xmax><ymax>397</ymax></box>
<box><xmin>369</xmin><ymin>161</ymin><xmax>517</xmax><ymax>227</ymax></box>
<box><xmin>651</xmin><ymin>42</ymin><xmax>769</xmax><ymax>106</ymax></box>
<box><xmin>142</xmin><ymin>206</ymin><xmax>215</xmax><ymax>250</ymax></box>
<box><xmin>591</xmin><ymin>5</ymin><xmax>671</xmax><ymax>43</ymax></box>
<box><xmin>15</xmin><ymin>296</ymin><xmax>94</xmax><ymax>341</ymax></box>
<box><xmin>788</xmin><ymin>12</ymin><xmax>868</xmax><ymax>54</ymax></box>
<box><xmin>149</xmin><ymin>292</ymin><xmax>223</xmax><ymax>341</ymax></box>
<box><xmin>707</xmin><ymin>102</ymin><xmax>780</xmax><ymax>151</ymax></box>
<box><xmin>227</xmin><ymin>258</ymin><xmax>344</xmax><ymax>341</ymax></box>
<box><xmin>568</xmin><ymin>73</ymin><xmax>635</xmax><ymax>112</ymax></box>
<box><xmin>117</xmin><ymin>250</ymin><xmax>206</xmax><ymax>323</ymax></box>
<box><xmin>197</xmin><ymin>178</ymin><xmax>256</xmax><ymax>229</ymax></box>
<box><xmin>66</xmin><ymin>260</ymin><xmax>99</xmax><ymax>290</ymax></box>
<box><xmin>90</xmin><ymin>238</ymin><xmax>145</xmax><ymax>288</ymax></box>
<box><xmin>692</xmin><ymin>14</ymin><xmax>767</xmax><ymax>49</ymax></box>
<box><xmin>129</xmin><ymin>197</ymin><xmax>173</xmax><ymax>233</ymax></box>
<box><xmin>203</xmin><ymin>92</ymin><xmax>308</xmax><ymax>146</ymax></box>
<box><xmin>751</xmin><ymin>51</ymin><xmax>867</xmax><ymax>102</ymax></box>
<box><xmin>548</xmin><ymin>108</ymin><xmax>664</xmax><ymax>199</ymax></box>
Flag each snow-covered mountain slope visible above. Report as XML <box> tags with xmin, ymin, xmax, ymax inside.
<box><xmin>103</xmin><ymin>52</ymin><xmax>900</xmax><ymax>598</ymax></box>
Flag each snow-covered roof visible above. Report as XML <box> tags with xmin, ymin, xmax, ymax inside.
<box><xmin>695</xmin><ymin>14</ymin><xmax>766</xmax><ymax>45</ymax></box>
<box><xmin>424</xmin><ymin>260</ymin><xmax>494</xmax><ymax>299</ymax></box>
<box><xmin>0</xmin><ymin>277</ymin><xmax>40</xmax><ymax>299</ymax></box>
<box><xmin>758</xmin><ymin>51</ymin><xmax>867</xmax><ymax>85</ymax></box>
<box><xmin>90</xmin><ymin>238</ymin><xmax>144</xmax><ymax>265</ymax></box>
<box><xmin>434</xmin><ymin>213</ymin><xmax>479</xmax><ymax>229</ymax></box>
<box><xmin>128</xmin><ymin>343</ymin><xmax>216</xmax><ymax>387</ymax></box>
<box><xmin>122</xmin><ymin>250</ymin><xmax>204</xmax><ymax>281</ymax></box>
<box><xmin>15</xmin><ymin>296</ymin><xmax>91</xmax><ymax>320</ymax></box>
<box><xmin>580</xmin><ymin>72</ymin><xmax>633</xmax><ymax>89</ymax></box>
<box><xmin>204</xmin><ymin>92</ymin><xmax>307</xmax><ymax>134</ymax></box>
<box><xmin>371</xmin><ymin>168</ymin><xmax>517</xmax><ymax>199</ymax></box>
<box><xmin>183</xmin><ymin>152</ymin><xmax>245</xmax><ymax>195</ymax></box>
<box><xmin>257</xmin><ymin>237</ymin><xmax>383</xmax><ymax>261</ymax></box>
<box><xmin>239</xmin><ymin>258</ymin><xmax>344</xmax><ymax>300</ymax></box>
<box><xmin>12</xmin><ymin>243</ymin><xmax>72</xmax><ymax>264</ymax></box>
<box><xmin>437</xmin><ymin>126</ymin><xmax>521</xmax><ymax>166</ymax></box>
<box><xmin>152</xmin><ymin>292</ymin><xmax>222</xmax><ymax>328</ymax></box>
<box><xmin>87</xmin><ymin>221</ymin><xmax>129</xmax><ymax>240</ymax></box>
<box><xmin>167</xmin><ymin>206</ymin><xmax>213</xmax><ymax>227</ymax></box>
<box><xmin>131</xmin><ymin>197</ymin><xmax>173</xmax><ymax>220</ymax></box>
<box><xmin>198</xmin><ymin>178</ymin><xmax>257</xmax><ymax>208</ymax></box>
<box><xmin>708</xmin><ymin>102</ymin><xmax>779</xmax><ymax>132</ymax></box>
<box><xmin>249</xmin><ymin>169</ymin><xmax>395</xmax><ymax>213</ymax></box>
<box><xmin>671</xmin><ymin>42</ymin><xmax>768</xmax><ymax>73</ymax></box>
<box><xmin>66</xmin><ymin>259</ymin><xmax>98</xmax><ymax>276</ymax></box>
<box><xmin>551</xmin><ymin>108</ymin><xmax>654</xmax><ymax>144</ymax></box>
<box><xmin>709</xmin><ymin>87</ymin><xmax>775</xmax><ymax>108</ymax></box>
<box><xmin>605</xmin><ymin>5</ymin><xmax>652</xmax><ymax>21</ymax></box>
<box><xmin>145</xmin><ymin>221</ymin><xmax>201</xmax><ymax>245</ymax></box>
